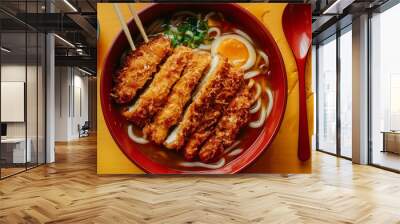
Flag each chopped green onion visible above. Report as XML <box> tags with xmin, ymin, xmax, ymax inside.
<box><xmin>162</xmin><ymin>13</ymin><xmax>210</xmax><ymax>48</ymax></box>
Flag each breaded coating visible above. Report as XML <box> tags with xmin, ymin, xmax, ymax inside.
<box><xmin>199</xmin><ymin>86</ymin><xmax>252</xmax><ymax>162</ymax></box>
<box><xmin>183</xmin><ymin>67</ymin><xmax>245</xmax><ymax>161</ymax></box>
<box><xmin>123</xmin><ymin>46</ymin><xmax>193</xmax><ymax>127</ymax></box>
<box><xmin>111</xmin><ymin>35</ymin><xmax>172</xmax><ymax>104</ymax></box>
<box><xmin>143</xmin><ymin>51</ymin><xmax>211</xmax><ymax>144</ymax></box>
<box><xmin>164</xmin><ymin>56</ymin><xmax>230</xmax><ymax>150</ymax></box>
<box><xmin>183</xmin><ymin>129</ymin><xmax>213</xmax><ymax>161</ymax></box>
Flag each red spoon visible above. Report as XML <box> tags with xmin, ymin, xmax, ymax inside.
<box><xmin>282</xmin><ymin>4</ymin><xmax>312</xmax><ymax>161</ymax></box>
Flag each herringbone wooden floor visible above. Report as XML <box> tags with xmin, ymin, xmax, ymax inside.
<box><xmin>1</xmin><ymin>135</ymin><xmax>400</xmax><ymax>224</ymax></box>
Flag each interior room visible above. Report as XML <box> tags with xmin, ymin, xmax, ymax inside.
<box><xmin>0</xmin><ymin>20</ymin><xmax>46</xmax><ymax>177</ymax></box>
<box><xmin>1</xmin><ymin>0</ymin><xmax>400</xmax><ymax>223</ymax></box>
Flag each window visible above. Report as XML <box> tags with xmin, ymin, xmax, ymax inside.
<box><xmin>370</xmin><ymin>3</ymin><xmax>400</xmax><ymax>171</ymax></box>
<box><xmin>312</xmin><ymin>45</ymin><xmax>317</xmax><ymax>150</ymax></box>
<box><xmin>389</xmin><ymin>74</ymin><xmax>400</xmax><ymax>130</ymax></box>
<box><xmin>317</xmin><ymin>36</ymin><xmax>337</xmax><ymax>154</ymax></box>
<box><xmin>0</xmin><ymin>1</ymin><xmax>47</xmax><ymax>179</ymax></box>
<box><xmin>339</xmin><ymin>28</ymin><xmax>352</xmax><ymax>158</ymax></box>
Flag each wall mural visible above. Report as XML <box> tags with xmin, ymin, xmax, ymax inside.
<box><xmin>97</xmin><ymin>3</ymin><xmax>313</xmax><ymax>174</ymax></box>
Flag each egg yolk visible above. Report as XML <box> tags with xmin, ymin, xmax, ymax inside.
<box><xmin>217</xmin><ymin>38</ymin><xmax>249</xmax><ymax>67</ymax></box>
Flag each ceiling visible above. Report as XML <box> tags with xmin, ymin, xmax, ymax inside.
<box><xmin>0</xmin><ymin>0</ymin><xmax>97</xmax><ymax>73</ymax></box>
<box><xmin>311</xmin><ymin>0</ymin><xmax>391</xmax><ymax>43</ymax></box>
<box><xmin>0</xmin><ymin>0</ymin><xmax>393</xmax><ymax>74</ymax></box>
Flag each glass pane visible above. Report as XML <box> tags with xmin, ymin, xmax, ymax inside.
<box><xmin>0</xmin><ymin>0</ymin><xmax>46</xmax><ymax>178</ymax></box>
<box><xmin>312</xmin><ymin>45</ymin><xmax>317</xmax><ymax>151</ymax></box>
<box><xmin>38</xmin><ymin>32</ymin><xmax>45</xmax><ymax>165</ymax></box>
<box><xmin>340</xmin><ymin>29</ymin><xmax>352</xmax><ymax>158</ymax></box>
<box><xmin>371</xmin><ymin>4</ymin><xmax>400</xmax><ymax>171</ymax></box>
<box><xmin>1</xmin><ymin>31</ymin><xmax>27</xmax><ymax>177</ymax></box>
<box><xmin>27</xmin><ymin>31</ymin><xmax>38</xmax><ymax>169</ymax></box>
<box><xmin>317</xmin><ymin>36</ymin><xmax>337</xmax><ymax>154</ymax></box>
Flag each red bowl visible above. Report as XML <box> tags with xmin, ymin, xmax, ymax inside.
<box><xmin>100</xmin><ymin>3</ymin><xmax>287</xmax><ymax>174</ymax></box>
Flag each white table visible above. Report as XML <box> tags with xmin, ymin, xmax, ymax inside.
<box><xmin>1</xmin><ymin>138</ymin><xmax>31</xmax><ymax>163</ymax></box>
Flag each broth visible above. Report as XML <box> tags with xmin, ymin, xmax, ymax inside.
<box><xmin>119</xmin><ymin>10</ymin><xmax>274</xmax><ymax>170</ymax></box>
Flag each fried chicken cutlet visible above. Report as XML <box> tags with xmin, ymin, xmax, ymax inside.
<box><xmin>123</xmin><ymin>46</ymin><xmax>193</xmax><ymax>127</ymax></box>
<box><xmin>163</xmin><ymin>56</ymin><xmax>229</xmax><ymax>150</ymax></box>
<box><xmin>199</xmin><ymin>85</ymin><xmax>252</xmax><ymax>162</ymax></box>
<box><xmin>111</xmin><ymin>35</ymin><xmax>172</xmax><ymax>104</ymax></box>
<box><xmin>143</xmin><ymin>51</ymin><xmax>211</xmax><ymax>144</ymax></box>
<box><xmin>183</xmin><ymin>67</ymin><xmax>245</xmax><ymax>161</ymax></box>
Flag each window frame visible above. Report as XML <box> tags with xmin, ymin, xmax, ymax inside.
<box><xmin>0</xmin><ymin>0</ymin><xmax>48</xmax><ymax>180</ymax></box>
<box><xmin>367</xmin><ymin>1</ymin><xmax>400</xmax><ymax>173</ymax></box>
<box><xmin>315</xmin><ymin>24</ymin><xmax>353</xmax><ymax>161</ymax></box>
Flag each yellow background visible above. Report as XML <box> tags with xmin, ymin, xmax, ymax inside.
<box><xmin>97</xmin><ymin>3</ymin><xmax>313</xmax><ymax>174</ymax></box>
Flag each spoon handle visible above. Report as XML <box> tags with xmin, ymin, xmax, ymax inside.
<box><xmin>297</xmin><ymin>60</ymin><xmax>311</xmax><ymax>161</ymax></box>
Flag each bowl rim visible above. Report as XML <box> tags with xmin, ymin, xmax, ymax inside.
<box><xmin>100</xmin><ymin>3</ymin><xmax>288</xmax><ymax>174</ymax></box>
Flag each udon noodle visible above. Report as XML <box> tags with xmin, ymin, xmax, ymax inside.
<box><xmin>118</xmin><ymin>10</ymin><xmax>275</xmax><ymax>169</ymax></box>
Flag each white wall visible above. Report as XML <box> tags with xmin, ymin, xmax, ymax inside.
<box><xmin>1</xmin><ymin>65</ymin><xmax>26</xmax><ymax>140</ymax></box>
<box><xmin>54</xmin><ymin>67</ymin><xmax>89</xmax><ymax>141</ymax></box>
<box><xmin>72</xmin><ymin>73</ymin><xmax>89</xmax><ymax>138</ymax></box>
<box><xmin>1</xmin><ymin>65</ymin><xmax>37</xmax><ymax>138</ymax></box>
<box><xmin>55</xmin><ymin>66</ymin><xmax>70</xmax><ymax>141</ymax></box>
<box><xmin>1</xmin><ymin>63</ymin><xmax>46</xmax><ymax>164</ymax></box>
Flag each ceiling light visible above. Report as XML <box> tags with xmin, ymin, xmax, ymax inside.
<box><xmin>63</xmin><ymin>0</ymin><xmax>78</xmax><ymax>12</ymax></box>
<box><xmin>76</xmin><ymin>48</ymin><xmax>85</xmax><ymax>55</ymax></box>
<box><xmin>323</xmin><ymin>0</ymin><xmax>355</xmax><ymax>15</ymax></box>
<box><xmin>323</xmin><ymin>0</ymin><xmax>342</xmax><ymax>14</ymax></box>
<box><xmin>1</xmin><ymin>47</ymin><xmax>11</xmax><ymax>53</ymax></box>
<box><xmin>54</xmin><ymin>34</ymin><xmax>75</xmax><ymax>48</ymax></box>
<box><xmin>78</xmin><ymin>67</ymin><xmax>93</xmax><ymax>76</ymax></box>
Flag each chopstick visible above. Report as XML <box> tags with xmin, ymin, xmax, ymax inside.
<box><xmin>128</xmin><ymin>4</ymin><xmax>149</xmax><ymax>43</ymax></box>
<box><xmin>113</xmin><ymin>3</ymin><xmax>136</xmax><ymax>51</ymax></box>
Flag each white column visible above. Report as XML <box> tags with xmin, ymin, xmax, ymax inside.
<box><xmin>46</xmin><ymin>32</ymin><xmax>55</xmax><ymax>163</ymax></box>
<box><xmin>352</xmin><ymin>14</ymin><xmax>369</xmax><ymax>164</ymax></box>
<box><xmin>44</xmin><ymin>0</ymin><xmax>55</xmax><ymax>164</ymax></box>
